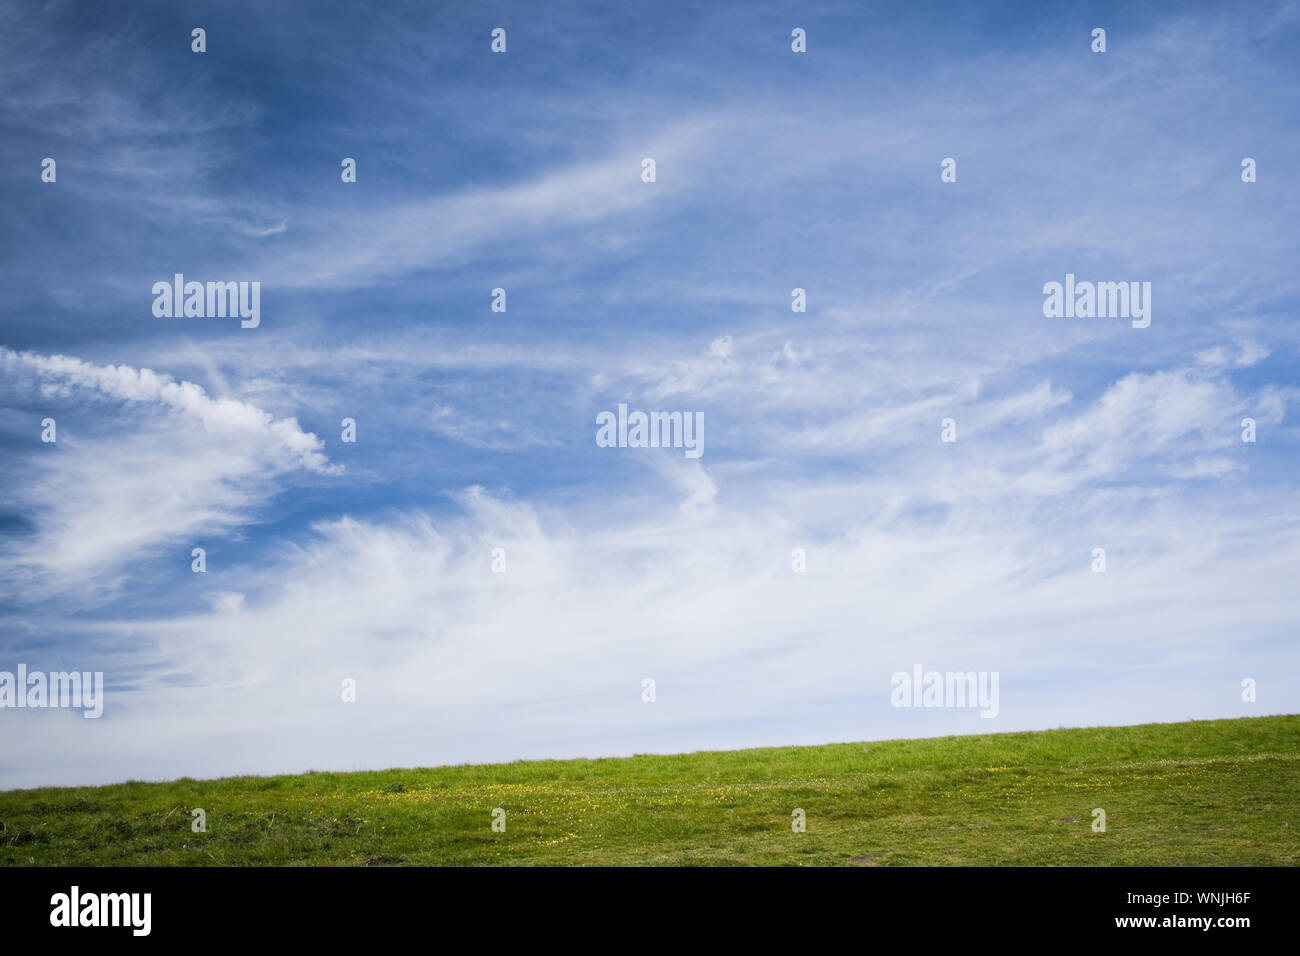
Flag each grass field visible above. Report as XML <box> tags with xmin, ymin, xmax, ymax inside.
<box><xmin>2</xmin><ymin>715</ymin><xmax>1296</xmax><ymax>866</ymax></box>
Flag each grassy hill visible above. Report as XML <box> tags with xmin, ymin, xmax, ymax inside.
<box><xmin>2</xmin><ymin>715</ymin><xmax>1296</xmax><ymax>866</ymax></box>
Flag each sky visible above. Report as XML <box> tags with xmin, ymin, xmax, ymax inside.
<box><xmin>1</xmin><ymin>0</ymin><xmax>1298</xmax><ymax>789</ymax></box>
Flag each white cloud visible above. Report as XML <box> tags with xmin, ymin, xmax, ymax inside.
<box><xmin>0</xmin><ymin>348</ymin><xmax>336</xmax><ymax>591</ymax></box>
<box><xmin>7</xmin><ymin>472</ymin><xmax>1297</xmax><ymax>788</ymax></box>
<box><xmin>1195</xmin><ymin>339</ymin><xmax>1271</xmax><ymax>369</ymax></box>
<box><xmin>265</xmin><ymin>119</ymin><xmax>721</xmax><ymax>290</ymax></box>
<box><xmin>1037</xmin><ymin>369</ymin><xmax>1243</xmax><ymax>487</ymax></box>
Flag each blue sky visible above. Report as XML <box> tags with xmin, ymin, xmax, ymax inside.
<box><xmin>1</xmin><ymin>0</ymin><xmax>1298</xmax><ymax>788</ymax></box>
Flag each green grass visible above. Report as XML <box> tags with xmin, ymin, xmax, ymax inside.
<box><xmin>2</xmin><ymin>715</ymin><xmax>1296</xmax><ymax>866</ymax></box>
